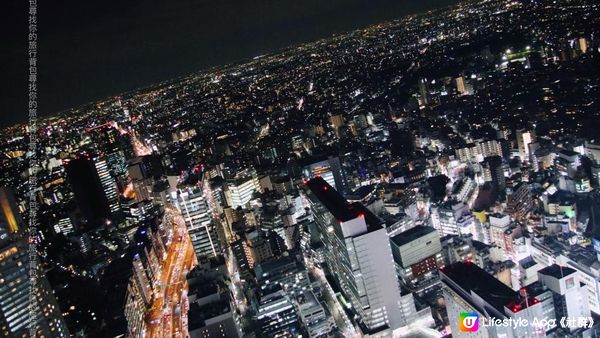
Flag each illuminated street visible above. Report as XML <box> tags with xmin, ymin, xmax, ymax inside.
<box><xmin>310</xmin><ymin>265</ymin><xmax>358</xmax><ymax>337</ymax></box>
<box><xmin>146</xmin><ymin>205</ymin><xmax>197</xmax><ymax>338</ymax></box>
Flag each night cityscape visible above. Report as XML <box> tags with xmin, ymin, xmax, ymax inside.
<box><xmin>1</xmin><ymin>0</ymin><xmax>600</xmax><ymax>337</ymax></box>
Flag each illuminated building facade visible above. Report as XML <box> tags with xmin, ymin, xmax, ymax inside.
<box><xmin>0</xmin><ymin>188</ymin><xmax>69</xmax><ymax>337</ymax></box>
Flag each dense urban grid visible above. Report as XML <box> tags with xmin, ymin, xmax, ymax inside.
<box><xmin>1</xmin><ymin>0</ymin><xmax>600</xmax><ymax>336</ymax></box>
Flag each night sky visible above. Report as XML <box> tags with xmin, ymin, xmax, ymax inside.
<box><xmin>0</xmin><ymin>0</ymin><xmax>458</xmax><ymax>128</ymax></box>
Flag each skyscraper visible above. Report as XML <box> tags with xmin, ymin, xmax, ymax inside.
<box><xmin>305</xmin><ymin>177</ymin><xmax>411</xmax><ymax>335</ymax></box>
<box><xmin>516</xmin><ymin>129</ymin><xmax>536</xmax><ymax>163</ymax></box>
<box><xmin>224</xmin><ymin>176</ymin><xmax>259</xmax><ymax>209</ymax></box>
<box><xmin>0</xmin><ymin>188</ymin><xmax>69</xmax><ymax>337</ymax></box>
<box><xmin>176</xmin><ymin>186</ymin><xmax>221</xmax><ymax>259</ymax></box>
<box><xmin>95</xmin><ymin>156</ymin><xmax>121</xmax><ymax>216</ymax></box>
<box><xmin>65</xmin><ymin>158</ymin><xmax>112</xmax><ymax>223</ymax></box>
<box><xmin>483</xmin><ymin>155</ymin><xmax>506</xmax><ymax>199</ymax></box>
<box><xmin>301</xmin><ymin>156</ymin><xmax>348</xmax><ymax>194</ymax></box>
<box><xmin>455</xmin><ymin>76</ymin><xmax>466</xmax><ymax>95</ymax></box>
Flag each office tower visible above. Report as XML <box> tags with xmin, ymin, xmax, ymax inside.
<box><xmin>124</xmin><ymin>254</ymin><xmax>154</xmax><ymax>338</ymax></box>
<box><xmin>124</xmin><ymin>279</ymin><xmax>147</xmax><ymax>338</ymax></box>
<box><xmin>483</xmin><ymin>155</ymin><xmax>506</xmax><ymax>198</ymax></box>
<box><xmin>441</xmin><ymin>262</ymin><xmax>545</xmax><ymax>338</ymax></box>
<box><xmin>306</xmin><ymin>177</ymin><xmax>411</xmax><ymax>335</ymax></box>
<box><xmin>128</xmin><ymin>156</ymin><xmax>160</xmax><ymax>203</ymax></box>
<box><xmin>455</xmin><ymin>76</ymin><xmax>466</xmax><ymax>95</ymax></box>
<box><xmin>301</xmin><ymin>156</ymin><xmax>348</xmax><ymax>194</ymax></box>
<box><xmin>231</xmin><ymin>238</ymin><xmax>254</xmax><ymax>280</ymax></box>
<box><xmin>95</xmin><ymin>156</ymin><xmax>121</xmax><ymax>215</ymax></box>
<box><xmin>65</xmin><ymin>158</ymin><xmax>112</xmax><ymax>222</ymax></box>
<box><xmin>256</xmin><ymin>288</ymin><xmax>300</xmax><ymax>337</ymax></box>
<box><xmin>224</xmin><ymin>175</ymin><xmax>260</xmax><ymax>209</ymax></box>
<box><xmin>52</xmin><ymin>217</ymin><xmax>74</xmax><ymax>236</ymax></box>
<box><xmin>254</xmin><ymin>258</ymin><xmax>332</xmax><ymax>337</ymax></box>
<box><xmin>0</xmin><ymin>188</ymin><xmax>69</xmax><ymax>337</ymax></box>
<box><xmin>516</xmin><ymin>129</ymin><xmax>536</xmax><ymax>162</ymax></box>
<box><xmin>538</xmin><ymin>264</ymin><xmax>591</xmax><ymax>332</ymax></box>
<box><xmin>202</xmin><ymin>175</ymin><xmax>225</xmax><ymax>215</ymax></box>
<box><xmin>176</xmin><ymin>186</ymin><xmax>221</xmax><ymax>259</ymax></box>
<box><xmin>247</xmin><ymin>229</ymin><xmax>274</xmax><ymax>265</ymax></box>
<box><xmin>131</xmin><ymin>254</ymin><xmax>153</xmax><ymax>306</ymax></box>
<box><xmin>106</xmin><ymin>150</ymin><xmax>129</xmax><ymax>188</ymax></box>
<box><xmin>390</xmin><ymin>225</ymin><xmax>443</xmax><ymax>293</ymax></box>
<box><xmin>188</xmin><ymin>278</ymin><xmax>242</xmax><ymax>338</ymax></box>
<box><xmin>430</xmin><ymin>201</ymin><xmax>477</xmax><ymax>239</ymax></box>
<box><xmin>296</xmin><ymin>291</ymin><xmax>334</xmax><ymax>337</ymax></box>
<box><xmin>255</xmin><ymin>256</ymin><xmax>311</xmax><ymax>295</ymax></box>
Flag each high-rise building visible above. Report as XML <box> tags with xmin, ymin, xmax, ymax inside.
<box><xmin>0</xmin><ymin>188</ymin><xmax>69</xmax><ymax>337</ymax></box>
<box><xmin>483</xmin><ymin>155</ymin><xmax>506</xmax><ymax>198</ymax></box>
<box><xmin>224</xmin><ymin>176</ymin><xmax>259</xmax><ymax>209</ymax></box>
<box><xmin>516</xmin><ymin>129</ymin><xmax>536</xmax><ymax>162</ymax></box>
<box><xmin>441</xmin><ymin>262</ymin><xmax>545</xmax><ymax>338</ymax></box>
<box><xmin>430</xmin><ymin>201</ymin><xmax>477</xmax><ymax>239</ymax></box>
<box><xmin>456</xmin><ymin>140</ymin><xmax>503</xmax><ymax>163</ymax></box>
<box><xmin>418</xmin><ymin>78</ymin><xmax>429</xmax><ymax>105</ymax></box>
<box><xmin>579</xmin><ymin>37</ymin><xmax>588</xmax><ymax>54</ymax></box>
<box><xmin>52</xmin><ymin>216</ymin><xmax>74</xmax><ymax>236</ymax></box>
<box><xmin>256</xmin><ymin>288</ymin><xmax>300</xmax><ymax>337</ymax></box>
<box><xmin>390</xmin><ymin>226</ymin><xmax>443</xmax><ymax>293</ymax></box>
<box><xmin>231</xmin><ymin>238</ymin><xmax>254</xmax><ymax>280</ymax></box>
<box><xmin>65</xmin><ymin>158</ymin><xmax>112</xmax><ymax>223</ymax></box>
<box><xmin>176</xmin><ymin>186</ymin><xmax>221</xmax><ymax>259</ymax></box>
<box><xmin>95</xmin><ymin>156</ymin><xmax>121</xmax><ymax>216</ymax></box>
<box><xmin>306</xmin><ymin>177</ymin><xmax>412</xmax><ymax>335</ymax></box>
<box><xmin>506</xmin><ymin>182</ymin><xmax>533</xmax><ymax>221</ymax></box>
<box><xmin>488</xmin><ymin>213</ymin><xmax>523</xmax><ymax>261</ymax></box>
<box><xmin>538</xmin><ymin>264</ymin><xmax>590</xmax><ymax>326</ymax></box>
<box><xmin>301</xmin><ymin>156</ymin><xmax>348</xmax><ymax>194</ymax></box>
<box><xmin>188</xmin><ymin>278</ymin><xmax>242</xmax><ymax>338</ymax></box>
<box><xmin>455</xmin><ymin>76</ymin><xmax>466</xmax><ymax>95</ymax></box>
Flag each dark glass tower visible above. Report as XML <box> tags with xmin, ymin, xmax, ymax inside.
<box><xmin>65</xmin><ymin>158</ymin><xmax>112</xmax><ymax>223</ymax></box>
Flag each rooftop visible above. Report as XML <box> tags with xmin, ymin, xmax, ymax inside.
<box><xmin>390</xmin><ymin>225</ymin><xmax>436</xmax><ymax>247</ymax></box>
<box><xmin>441</xmin><ymin>262</ymin><xmax>538</xmax><ymax>314</ymax></box>
<box><xmin>306</xmin><ymin>177</ymin><xmax>382</xmax><ymax>230</ymax></box>
<box><xmin>538</xmin><ymin>264</ymin><xmax>577</xmax><ymax>279</ymax></box>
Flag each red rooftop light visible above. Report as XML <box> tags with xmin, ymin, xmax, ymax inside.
<box><xmin>323</xmin><ymin>185</ymin><xmax>328</xmax><ymax>191</ymax></box>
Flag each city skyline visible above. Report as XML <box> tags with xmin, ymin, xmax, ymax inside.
<box><xmin>0</xmin><ymin>0</ymin><xmax>458</xmax><ymax>128</ymax></box>
<box><xmin>1</xmin><ymin>0</ymin><xmax>600</xmax><ymax>337</ymax></box>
